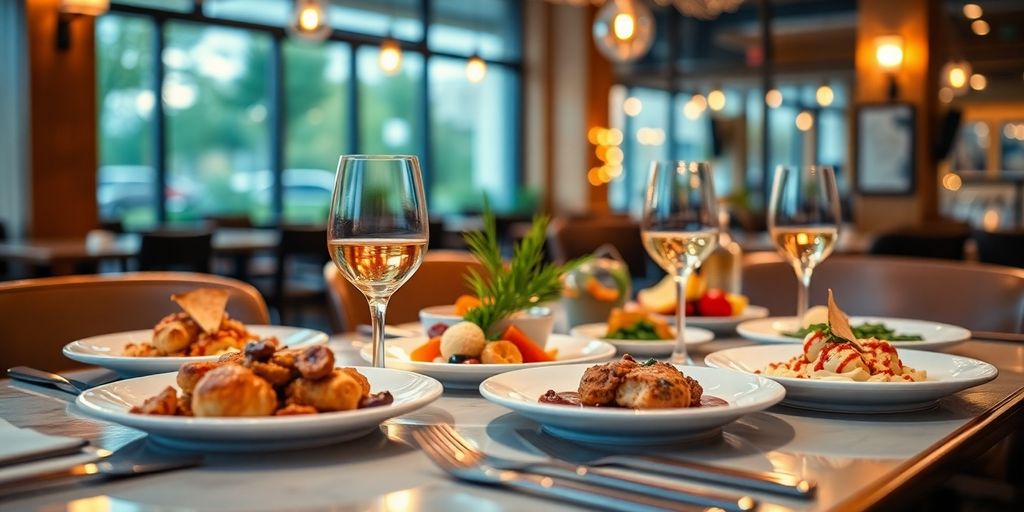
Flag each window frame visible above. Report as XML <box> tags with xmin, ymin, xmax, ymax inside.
<box><xmin>101</xmin><ymin>0</ymin><xmax>524</xmax><ymax>225</ymax></box>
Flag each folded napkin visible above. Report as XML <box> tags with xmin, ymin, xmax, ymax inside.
<box><xmin>0</xmin><ymin>418</ymin><xmax>88</xmax><ymax>467</ymax></box>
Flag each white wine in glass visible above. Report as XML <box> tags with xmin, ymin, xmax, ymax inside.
<box><xmin>642</xmin><ymin>161</ymin><xmax>719</xmax><ymax>364</ymax></box>
<box><xmin>767</xmin><ymin>165</ymin><xmax>841</xmax><ymax>323</ymax></box>
<box><xmin>328</xmin><ymin>155</ymin><xmax>429</xmax><ymax>368</ymax></box>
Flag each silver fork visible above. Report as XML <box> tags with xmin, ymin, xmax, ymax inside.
<box><xmin>414</xmin><ymin>425</ymin><xmax>756</xmax><ymax>512</ymax></box>
<box><xmin>517</xmin><ymin>428</ymin><xmax>816</xmax><ymax>499</ymax></box>
<box><xmin>413</xmin><ymin>426</ymin><xmax>701</xmax><ymax>512</ymax></box>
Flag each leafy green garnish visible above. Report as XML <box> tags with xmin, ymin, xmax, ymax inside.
<box><xmin>462</xmin><ymin>200</ymin><xmax>588</xmax><ymax>337</ymax></box>
<box><xmin>783</xmin><ymin>322</ymin><xmax>922</xmax><ymax>342</ymax></box>
<box><xmin>607</xmin><ymin>320</ymin><xmax>668</xmax><ymax>340</ymax></box>
<box><xmin>640</xmin><ymin>358</ymin><xmax>658</xmax><ymax>367</ymax></box>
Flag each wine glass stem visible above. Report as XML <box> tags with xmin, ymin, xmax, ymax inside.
<box><xmin>368</xmin><ymin>297</ymin><xmax>389</xmax><ymax>368</ymax></box>
<box><xmin>796</xmin><ymin>269</ymin><xmax>812</xmax><ymax>321</ymax></box>
<box><xmin>671</xmin><ymin>267</ymin><xmax>693</xmax><ymax>365</ymax></box>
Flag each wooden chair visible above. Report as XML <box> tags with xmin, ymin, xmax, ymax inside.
<box><xmin>548</xmin><ymin>216</ymin><xmax>650</xmax><ymax>279</ymax></box>
<box><xmin>324</xmin><ymin>250</ymin><xmax>485</xmax><ymax>332</ymax></box>
<box><xmin>268</xmin><ymin>225</ymin><xmax>330</xmax><ymax>324</ymax></box>
<box><xmin>0</xmin><ymin>272</ymin><xmax>269</xmax><ymax>371</ymax></box>
<box><xmin>742</xmin><ymin>252</ymin><xmax>1024</xmax><ymax>333</ymax></box>
<box><xmin>973</xmin><ymin>229</ymin><xmax>1024</xmax><ymax>268</ymax></box>
<box><xmin>868</xmin><ymin>222</ymin><xmax>970</xmax><ymax>261</ymax></box>
<box><xmin>137</xmin><ymin>231</ymin><xmax>213</xmax><ymax>273</ymax></box>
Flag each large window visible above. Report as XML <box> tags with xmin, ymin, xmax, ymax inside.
<box><xmin>96</xmin><ymin>0</ymin><xmax>522</xmax><ymax>229</ymax></box>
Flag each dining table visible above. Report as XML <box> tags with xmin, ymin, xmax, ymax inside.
<box><xmin>0</xmin><ymin>228</ymin><xmax>280</xmax><ymax>276</ymax></box>
<box><xmin>1</xmin><ymin>331</ymin><xmax>1022</xmax><ymax>512</ymax></box>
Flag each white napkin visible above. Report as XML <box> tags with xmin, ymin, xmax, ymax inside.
<box><xmin>0</xmin><ymin>418</ymin><xmax>88</xmax><ymax>467</ymax></box>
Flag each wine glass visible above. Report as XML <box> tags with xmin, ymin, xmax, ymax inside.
<box><xmin>767</xmin><ymin>165</ymin><xmax>841</xmax><ymax>324</ymax></box>
<box><xmin>641</xmin><ymin>161</ymin><xmax>720</xmax><ymax>364</ymax></box>
<box><xmin>328</xmin><ymin>155</ymin><xmax>429</xmax><ymax>368</ymax></box>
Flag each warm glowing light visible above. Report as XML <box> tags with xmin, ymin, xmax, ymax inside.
<box><xmin>948</xmin><ymin>67</ymin><xmax>967</xmax><ymax>88</ymax></box>
<box><xmin>299</xmin><ymin>6</ymin><xmax>320</xmax><ymax>31</ymax></box>
<box><xmin>636</xmin><ymin>127</ymin><xmax>665</xmax><ymax>146</ymax></box>
<box><xmin>612</xmin><ymin>12</ymin><xmax>636</xmax><ymax>40</ymax></box>
<box><xmin>939</xmin><ymin>87</ymin><xmax>954</xmax><ymax>103</ymax></box>
<box><xmin>815</xmin><ymin>85</ymin><xmax>834</xmax><ymax>107</ymax></box>
<box><xmin>765</xmin><ymin>89</ymin><xmax>782</xmax><ymax>108</ymax></box>
<box><xmin>379</xmin><ymin>39</ymin><xmax>403</xmax><ymax>75</ymax></box>
<box><xmin>690</xmin><ymin>94</ymin><xmax>707</xmax><ymax>112</ymax></box>
<box><xmin>605</xmin><ymin>147</ymin><xmax>624</xmax><ymax>164</ymax></box>
<box><xmin>1016</xmin><ymin>124</ymin><xmax>1024</xmax><ymax>140</ymax></box>
<box><xmin>683</xmin><ymin>100</ymin><xmax>702</xmax><ymax>119</ymax></box>
<box><xmin>969</xmin><ymin>73</ymin><xmax>986</xmax><ymax>91</ymax></box>
<box><xmin>983</xmin><ymin>208</ymin><xmax>1001</xmax><ymax>231</ymax></box>
<box><xmin>623</xmin><ymin>97</ymin><xmax>642</xmax><ymax>116</ymax></box>
<box><xmin>587</xmin><ymin>168</ymin><xmax>603</xmax><ymax>186</ymax></box>
<box><xmin>466</xmin><ymin>55</ymin><xmax>487</xmax><ymax>83</ymax></box>
<box><xmin>795</xmin><ymin>111</ymin><xmax>814</xmax><ymax>132</ymax></box>
<box><xmin>607</xmin><ymin>164</ymin><xmax>623</xmax><ymax>178</ymax></box>
<box><xmin>963</xmin><ymin>4</ymin><xmax>983</xmax><ymax>19</ymax></box>
<box><xmin>606</xmin><ymin>128</ymin><xmax>624</xmax><ymax>145</ymax></box>
<box><xmin>1003</xmin><ymin>124</ymin><xmax>1016</xmax><ymax>139</ymax></box>
<box><xmin>942</xmin><ymin>173</ymin><xmax>962</xmax><ymax>191</ymax></box>
<box><xmin>874</xmin><ymin>36</ymin><xmax>904</xmax><ymax>70</ymax></box>
<box><xmin>971</xmin><ymin>19</ymin><xmax>990</xmax><ymax>35</ymax></box>
<box><xmin>707</xmin><ymin>89</ymin><xmax>726</xmax><ymax>111</ymax></box>
<box><xmin>59</xmin><ymin>0</ymin><xmax>109</xmax><ymax>16</ymax></box>
<box><xmin>595</xmin><ymin>145</ymin><xmax>609</xmax><ymax>161</ymax></box>
<box><xmin>587</xmin><ymin>127</ymin><xmax>604</xmax><ymax>145</ymax></box>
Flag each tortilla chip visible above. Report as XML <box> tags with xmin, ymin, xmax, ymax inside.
<box><xmin>172</xmin><ymin>288</ymin><xmax>229</xmax><ymax>334</ymax></box>
<box><xmin>827</xmin><ymin>289</ymin><xmax>862</xmax><ymax>350</ymax></box>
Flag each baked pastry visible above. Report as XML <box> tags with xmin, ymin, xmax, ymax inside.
<box><xmin>152</xmin><ymin>314</ymin><xmax>198</xmax><ymax>354</ymax></box>
<box><xmin>615</xmin><ymin>361</ymin><xmax>700</xmax><ymax>409</ymax></box>
<box><xmin>287</xmin><ymin>368</ymin><xmax>364</xmax><ymax>412</ymax></box>
<box><xmin>578</xmin><ymin>355</ymin><xmax>639</xmax><ymax>406</ymax></box>
<box><xmin>176</xmin><ymin>361</ymin><xmax>221</xmax><ymax>395</ymax></box>
<box><xmin>191</xmin><ymin>365</ymin><xmax>277</xmax><ymax>417</ymax></box>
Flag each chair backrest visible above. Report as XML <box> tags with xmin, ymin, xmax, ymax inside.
<box><xmin>273</xmin><ymin>226</ymin><xmax>329</xmax><ymax>298</ymax></box>
<box><xmin>868</xmin><ymin>222</ymin><xmax>970</xmax><ymax>260</ymax></box>
<box><xmin>0</xmin><ymin>272</ymin><xmax>270</xmax><ymax>371</ymax></box>
<box><xmin>973</xmin><ymin>229</ymin><xmax>1024</xmax><ymax>268</ymax></box>
<box><xmin>206</xmin><ymin>215</ymin><xmax>253</xmax><ymax>229</ymax></box>
<box><xmin>742</xmin><ymin>252</ymin><xmax>1024</xmax><ymax>333</ymax></box>
<box><xmin>549</xmin><ymin>216</ymin><xmax>649</xmax><ymax>278</ymax></box>
<box><xmin>138</xmin><ymin>231</ymin><xmax>213</xmax><ymax>272</ymax></box>
<box><xmin>323</xmin><ymin>250</ymin><xmax>486</xmax><ymax>332</ymax></box>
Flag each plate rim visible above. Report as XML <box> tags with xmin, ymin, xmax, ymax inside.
<box><xmin>735</xmin><ymin>315</ymin><xmax>972</xmax><ymax>346</ymax></box>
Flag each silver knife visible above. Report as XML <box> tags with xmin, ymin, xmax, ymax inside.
<box><xmin>7</xmin><ymin>366</ymin><xmax>94</xmax><ymax>395</ymax></box>
<box><xmin>518</xmin><ymin>428</ymin><xmax>816</xmax><ymax>499</ymax></box>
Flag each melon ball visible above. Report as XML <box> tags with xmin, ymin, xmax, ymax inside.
<box><xmin>440</xmin><ymin>322</ymin><xmax>486</xmax><ymax>359</ymax></box>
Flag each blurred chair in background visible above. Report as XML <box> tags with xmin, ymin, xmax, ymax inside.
<box><xmin>266</xmin><ymin>225</ymin><xmax>329</xmax><ymax>325</ymax></box>
<box><xmin>742</xmin><ymin>252</ymin><xmax>1024</xmax><ymax>333</ymax></box>
<box><xmin>205</xmin><ymin>214</ymin><xmax>253</xmax><ymax>229</ymax></box>
<box><xmin>548</xmin><ymin>216</ymin><xmax>650</xmax><ymax>280</ymax></box>
<box><xmin>324</xmin><ymin>250</ymin><xmax>485</xmax><ymax>332</ymax></box>
<box><xmin>973</xmin><ymin>229</ymin><xmax>1024</xmax><ymax>268</ymax></box>
<box><xmin>0</xmin><ymin>272</ymin><xmax>268</xmax><ymax>371</ymax></box>
<box><xmin>868</xmin><ymin>221</ymin><xmax>970</xmax><ymax>260</ymax></box>
<box><xmin>137</xmin><ymin>231</ymin><xmax>213</xmax><ymax>273</ymax></box>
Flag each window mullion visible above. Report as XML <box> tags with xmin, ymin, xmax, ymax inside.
<box><xmin>269</xmin><ymin>35</ymin><xmax>285</xmax><ymax>226</ymax></box>
<box><xmin>153</xmin><ymin>18</ymin><xmax>167</xmax><ymax>225</ymax></box>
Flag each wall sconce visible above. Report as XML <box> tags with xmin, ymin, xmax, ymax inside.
<box><xmin>874</xmin><ymin>35</ymin><xmax>903</xmax><ymax>100</ymax></box>
<box><xmin>57</xmin><ymin>0</ymin><xmax>109</xmax><ymax>51</ymax></box>
<box><xmin>942</xmin><ymin>61</ymin><xmax>972</xmax><ymax>97</ymax></box>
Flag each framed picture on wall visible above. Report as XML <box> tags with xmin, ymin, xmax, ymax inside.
<box><xmin>855</xmin><ymin>103</ymin><xmax>916</xmax><ymax>195</ymax></box>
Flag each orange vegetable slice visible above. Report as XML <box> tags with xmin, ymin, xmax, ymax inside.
<box><xmin>454</xmin><ymin>295</ymin><xmax>482</xmax><ymax>316</ymax></box>
<box><xmin>500</xmin><ymin>325</ymin><xmax>553</xmax><ymax>363</ymax></box>
<box><xmin>411</xmin><ymin>337</ymin><xmax>442</xmax><ymax>362</ymax></box>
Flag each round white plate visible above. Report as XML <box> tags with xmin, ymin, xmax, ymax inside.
<box><xmin>479</xmin><ymin>364</ymin><xmax>785</xmax><ymax>445</ymax></box>
<box><xmin>360</xmin><ymin>335</ymin><xmax>617</xmax><ymax>389</ymax></box>
<box><xmin>63</xmin><ymin>326</ymin><xmax>329</xmax><ymax>377</ymax></box>
<box><xmin>704</xmin><ymin>345</ymin><xmax>997</xmax><ymax>413</ymax></box>
<box><xmin>569</xmin><ymin>323</ymin><xmax>714</xmax><ymax>357</ymax></box>
<box><xmin>75</xmin><ymin>367</ymin><xmax>442</xmax><ymax>451</ymax></box>
<box><xmin>735</xmin><ymin>316</ymin><xmax>971</xmax><ymax>351</ymax></box>
<box><xmin>657</xmin><ymin>305</ymin><xmax>770</xmax><ymax>331</ymax></box>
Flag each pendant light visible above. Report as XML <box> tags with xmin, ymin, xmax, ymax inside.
<box><xmin>466</xmin><ymin>55</ymin><xmax>487</xmax><ymax>83</ymax></box>
<box><xmin>592</xmin><ymin>0</ymin><xmax>655</xmax><ymax>63</ymax></box>
<box><xmin>379</xmin><ymin>0</ymin><xmax>403</xmax><ymax>75</ymax></box>
<box><xmin>288</xmin><ymin>0</ymin><xmax>331</xmax><ymax>42</ymax></box>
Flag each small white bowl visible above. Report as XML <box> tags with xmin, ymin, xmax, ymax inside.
<box><xmin>419</xmin><ymin>305</ymin><xmax>555</xmax><ymax>346</ymax></box>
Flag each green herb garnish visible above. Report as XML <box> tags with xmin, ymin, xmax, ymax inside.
<box><xmin>462</xmin><ymin>200</ymin><xmax>587</xmax><ymax>337</ymax></box>
<box><xmin>783</xmin><ymin>322</ymin><xmax>922</xmax><ymax>342</ymax></box>
<box><xmin>640</xmin><ymin>358</ymin><xmax>658</xmax><ymax>367</ymax></box>
<box><xmin>607</xmin><ymin>320</ymin><xmax>668</xmax><ymax>340</ymax></box>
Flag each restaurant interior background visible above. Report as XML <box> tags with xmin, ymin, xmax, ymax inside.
<box><xmin>1</xmin><ymin>0</ymin><xmax>1024</xmax><ymax>330</ymax></box>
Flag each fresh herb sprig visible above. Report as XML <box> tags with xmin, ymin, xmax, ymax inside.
<box><xmin>782</xmin><ymin>322</ymin><xmax>922</xmax><ymax>342</ymax></box>
<box><xmin>462</xmin><ymin>202</ymin><xmax>588</xmax><ymax>337</ymax></box>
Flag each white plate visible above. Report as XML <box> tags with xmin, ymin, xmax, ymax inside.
<box><xmin>75</xmin><ymin>367</ymin><xmax>442</xmax><ymax>452</ymax></box>
<box><xmin>704</xmin><ymin>345</ymin><xmax>997</xmax><ymax>413</ymax></box>
<box><xmin>569</xmin><ymin>323</ymin><xmax>714</xmax><ymax>357</ymax></box>
<box><xmin>657</xmin><ymin>305</ymin><xmax>770</xmax><ymax>331</ymax></box>
<box><xmin>479</xmin><ymin>364</ymin><xmax>785</xmax><ymax>445</ymax></box>
<box><xmin>360</xmin><ymin>335</ymin><xmax>617</xmax><ymax>389</ymax></box>
<box><xmin>63</xmin><ymin>326</ymin><xmax>329</xmax><ymax>377</ymax></box>
<box><xmin>735</xmin><ymin>316</ymin><xmax>971</xmax><ymax>351</ymax></box>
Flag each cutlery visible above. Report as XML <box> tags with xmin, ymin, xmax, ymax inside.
<box><xmin>0</xmin><ymin>446</ymin><xmax>202</xmax><ymax>497</ymax></box>
<box><xmin>6</xmin><ymin>366</ymin><xmax>95</xmax><ymax>396</ymax></box>
<box><xmin>517</xmin><ymin>428</ymin><xmax>816</xmax><ymax>499</ymax></box>
<box><xmin>413</xmin><ymin>426</ymin><xmax>719</xmax><ymax>512</ymax></box>
<box><xmin>415</xmin><ymin>425</ymin><xmax>755</xmax><ymax>511</ymax></box>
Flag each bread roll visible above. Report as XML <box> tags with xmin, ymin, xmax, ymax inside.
<box><xmin>191</xmin><ymin>365</ymin><xmax>277</xmax><ymax>417</ymax></box>
<box><xmin>287</xmin><ymin>369</ymin><xmax>364</xmax><ymax>412</ymax></box>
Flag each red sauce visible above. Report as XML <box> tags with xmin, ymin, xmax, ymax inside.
<box><xmin>538</xmin><ymin>390</ymin><xmax>727</xmax><ymax>408</ymax></box>
<box><xmin>835</xmin><ymin>352</ymin><xmax>861</xmax><ymax>373</ymax></box>
<box><xmin>803</xmin><ymin>332</ymin><xmax>822</xmax><ymax>354</ymax></box>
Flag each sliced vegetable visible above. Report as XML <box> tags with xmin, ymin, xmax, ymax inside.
<box><xmin>411</xmin><ymin>337</ymin><xmax>442</xmax><ymax>362</ymax></box>
<box><xmin>500</xmin><ymin>325</ymin><xmax>553</xmax><ymax>363</ymax></box>
<box><xmin>454</xmin><ymin>295</ymin><xmax>482</xmax><ymax>316</ymax></box>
